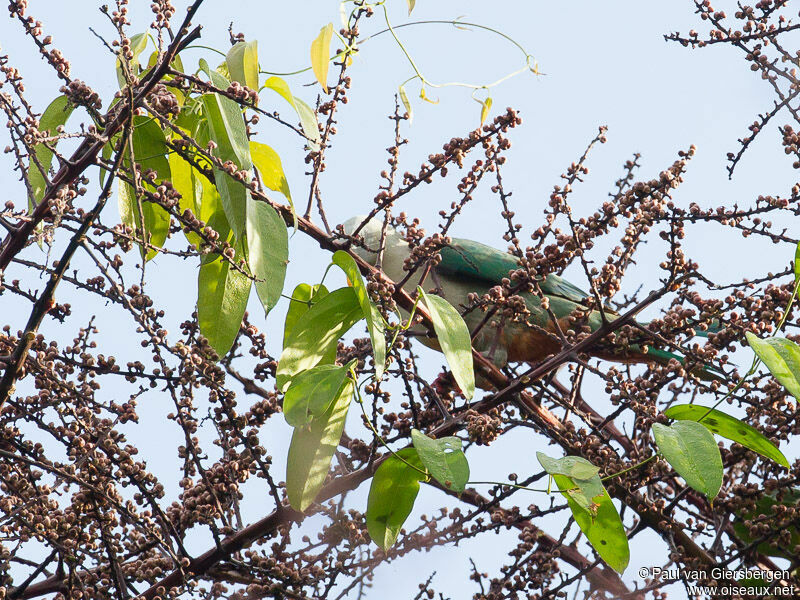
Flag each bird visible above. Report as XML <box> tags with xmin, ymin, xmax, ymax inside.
<box><xmin>341</xmin><ymin>215</ymin><xmax>717</xmax><ymax>386</ymax></box>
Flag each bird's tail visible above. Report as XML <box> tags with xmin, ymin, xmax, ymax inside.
<box><xmin>640</xmin><ymin>346</ymin><xmax>725</xmax><ymax>382</ymax></box>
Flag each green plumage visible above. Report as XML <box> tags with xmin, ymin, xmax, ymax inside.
<box><xmin>343</xmin><ymin>217</ymin><xmax>719</xmax><ymax>383</ymax></box>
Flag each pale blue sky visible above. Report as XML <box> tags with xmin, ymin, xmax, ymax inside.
<box><xmin>2</xmin><ymin>1</ymin><xmax>796</xmax><ymax>598</ymax></box>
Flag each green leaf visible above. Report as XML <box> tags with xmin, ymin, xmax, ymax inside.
<box><xmin>197</xmin><ymin>238</ymin><xmax>251</xmax><ymax>358</ymax></box>
<box><xmin>286</xmin><ymin>378</ymin><xmax>353</xmax><ymax>512</ymax></box>
<box><xmin>226</xmin><ymin>40</ymin><xmax>259</xmax><ymax>92</ymax></box>
<box><xmin>410</xmin><ymin>429</ymin><xmax>469</xmax><ymax>493</ymax></box>
<box><xmin>262</xmin><ymin>77</ymin><xmax>321</xmax><ymax>151</ymax></box>
<box><xmin>115</xmin><ymin>32</ymin><xmax>149</xmax><ymax>88</ymax></box>
<box><xmin>29</xmin><ymin>95</ymin><xmax>75</xmax><ymax>210</ymax></box>
<box><xmin>537</xmin><ymin>452</ymin><xmax>604</xmax><ymax>516</ymax></box>
<box><xmin>200</xmin><ymin>63</ymin><xmax>253</xmax><ymax>238</ymax></box>
<box><xmin>733</xmin><ymin>489</ymin><xmax>800</xmax><ymax>559</ymax></box>
<box><xmin>292</xmin><ymin>95</ymin><xmax>322</xmax><ymax>151</ymax></box>
<box><xmin>262</xmin><ymin>75</ymin><xmax>295</xmax><ymax>106</ymax></box>
<box><xmin>398</xmin><ymin>84</ymin><xmax>413</xmax><ymax>124</ymax></box>
<box><xmin>367</xmin><ymin>448</ymin><xmax>426</xmax><ymax>550</ymax></box>
<box><xmin>536</xmin><ymin>452</ymin><xmax>600</xmax><ymax>480</ymax></box>
<box><xmin>664</xmin><ymin>404</ymin><xmax>789</xmax><ymax>468</ymax></box>
<box><xmin>277</xmin><ymin>287</ymin><xmax>363</xmax><ymax>391</ymax></box>
<box><xmin>283</xmin><ymin>362</ymin><xmax>354</xmax><ymax>427</ymax></box>
<box><xmin>652</xmin><ymin>420</ymin><xmax>723</xmax><ymax>501</ymax></box>
<box><xmin>795</xmin><ymin>241</ymin><xmax>800</xmax><ymax>282</ymax></box>
<box><xmin>418</xmin><ymin>288</ymin><xmax>475</xmax><ymax>400</ymax></box>
<box><xmin>310</xmin><ymin>23</ymin><xmax>334</xmax><ymax>93</ymax></box>
<box><xmin>249</xmin><ymin>141</ymin><xmax>294</xmax><ymax>221</ymax></box>
<box><xmin>332</xmin><ymin>251</ymin><xmax>386</xmax><ymax>380</ymax></box>
<box><xmin>552</xmin><ymin>473</ymin><xmax>630</xmax><ymax>573</ymax></box>
<box><xmin>246</xmin><ymin>199</ymin><xmax>288</xmax><ymax>316</ymax></box>
<box><xmin>118</xmin><ymin>116</ymin><xmax>172</xmax><ymax>260</ymax></box>
<box><xmin>746</xmin><ymin>332</ymin><xmax>800</xmax><ymax>401</ymax></box>
<box><xmin>167</xmin><ymin>140</ymin><xmax>202</xmax><ymax>247</ymax></box>
<box><xmin>284</xmin><ymin>283</ymin><xmax>329</xmax><ymax>347</ymax></box>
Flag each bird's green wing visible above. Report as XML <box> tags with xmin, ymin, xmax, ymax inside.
<box><xmin>439</xmin><ymin>239</ymin><xmax>592</xmax><ymax>303</ymax></box>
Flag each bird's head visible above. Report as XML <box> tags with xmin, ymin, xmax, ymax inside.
<box><xmin>340</xmin><ymin>215</ymin><xmax>409</xmax><ymax>284</ymax></box>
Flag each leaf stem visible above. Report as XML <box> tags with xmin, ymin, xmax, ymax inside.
<box><xmin>601</xmin><ymin>455</ymin><xmax>656</xmax><ymax>482</ymax></box>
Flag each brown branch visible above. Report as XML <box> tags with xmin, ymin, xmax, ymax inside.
<box><xmin>0</xmin><ymin>1</ymin><xmax>205</xmax><ymax>274</ymax></box>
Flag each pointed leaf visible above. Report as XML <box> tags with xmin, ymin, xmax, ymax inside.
<box><xmin>197</xmin><ymin>241</ymin><xmax>251</xmax><ymax>358</ymax></box>
<box><xmin>118</xmin><ymin>116</ymin><xmax>172</xmax><ymax>260</ymax></box>
<box><xmin>480</xmin><ymin>96</ymin><xmax>492</xmax><ymax>126</ymax></box>
<box><xmin>249</xmin><ymin>140</ymin><xmax>294</xmax><ymax>221</ymax></box>
<box><xmin>398</xmin><ymin>84</ymin><xmax>413</xmax><ymax>124</ymax></box>
<box><xmin>536</xmin><ymin>452</ymin><xmax>600</xmax><ymax>480</ymax></box>
<box><xmin>652</xmin><ymin>420</ymin><xmax>723</xmax><ymax>501</ymax></box>
<box><xmin>246</xmin><ymin>199</ymin><xmax>288</xmax><ymax>315</ymax></box>
<box><xmin>283</xmin><ymin>362</ymin><xmax>354</xmax><ymax>427</ymax></box>
<box><xmin>262</xmin><ymin>76</ymin><xmax>321</xmax><ymax>151</ymax></box>
<box><xmin>537</xmin><ymin>452</ymin><xmax>604</xmax><ymax>515</ymax></box>
<box><xmin>552</xmin><ymin>473</ymin><xmax>630</xmax><ymax>573</ymax></box>
<box><xmin>292</xmin><ymin>95</ymin><xmax>322</xmax><ymax>151</ymax></box>
<box><xmin>168</xmin><ymin>142</ymin><xmax>202</xmax><ymax>247</ymax></box>
<box><xmin>115</xmin><ymin>32</ymin><xmax>149</xmax><ymax>88</ymax></box>
<box><xmin>226</xmin><ymin>40</ymin><xmax>259</xmax><ymax>92</ymax></box>
<box><xmin>746</xmin><ymin>332</ymin><xmax>800</xmax><ymax>401</ymax></box>
<box><xmin>332</xmin><ymin>251</ymin><xmax>386</xmax><ymax>380</ymax></box>
<box><xmin>406</xmin><ymin>0</ymin><xmax>416</xmax><ymax>15</ymax></box>
<box><xmin>29</xmin><ymin>95</ymin><xmax>75</xmax><ymax>209</ymax></box>
<box><xmin>310</xmin><ymin>23</ymin><xmax>334</xmax><ymax>93</ymax></box>
<box><xmin>284</xmin><ymin>283</ymin><xmax>329</xmax><ymax>347</ymax></box>
<box><xmin>277</xmin><ymin>287</ymin><xmax>363</xmax><ymax>391</ymax></box>
<box><xmin>411</xmin><ymin>429</ymin><xmax>469</xmax><ymax>493</ymax></box>
<box><xmin>664</xmin><ymin>404</ymin><xmax>789</xmax><ymax>468</ymax></box>
<box><xmin>418</xmin><ymin>288</ymin><xmax>475</xmax><ymax>399</ymax></box>
<box><xmin>200</xmin><ymin>65</ymin><xmax>252</xmax><ymax>238</ymax></box>
<box><xmin>287</xmin><ymin>379</ymin><xmax>353</xmax><ymax>512</ymax></box>
<box><xmin>367</xmin><ymin>448</ymin><xmax>426</xmax><ymax>550</ymax></box>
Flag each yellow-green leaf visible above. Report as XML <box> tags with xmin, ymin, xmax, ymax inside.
<box><xmin>226</xmin><ymin>40</ymin><xmax>259</xmax><ymax>92</ymax></box>
<box><xmin>664</xmin><ymin>404</ymin><xmax>789</xmax><ymax>468</ymax></box>
<box><xmin>246</xmin><ymin>199</ymin><xmax>288</xmax><ymax>316</ymax></box>
<box><xmin>262</xmin><ymin>77</ymin><xmax>321</xmax><ymax>151</ymax></box>
<box><xmin>552</xmin><ymin>473</ymin><xmax>630</xmax><ymax>573</ymax></box>
<box><xmin>283</xmin><ymin>361</ymin><xmax>354</xmax><ymax>427</ymax></box>
<box><xmin>406</xmin><ymin>0</ymin><xmax>416</xmax><ymax>15</ymax></box>
<box><xmin>197</xmin><ymin>240</ymin><xmax>251</xmax><ymax>358</ymax></box>
<box><xmin>332</xmin><ymin>251</ymin><xmax>386</xmax><ymax>380</ymax></box>
<box><xmin>284</xmin><ymin>283</ymin><xmax>330</xmax><ymax>348</ymax></box>
<box><xmin>118</xmin><ymin>115</ymin><xmax>172</xmax><ymax>260</ymax></box>
<box><xmin>398</xmin><ymin>84</ymin><xmax>413</xmax><ymax>124</ymax></box>
<box><xmin>537</xmin><ymin>452</ymin><xmax>604</xmax><ymax>516</ymax></box>
<box><xmin>29</xmin><ymin>95</ymin><xmax>75</xmax><ymax>210</ymax></box>
<box><xmin>115</xmin><ymin>32</ymin><xmax>149</xmax><ymax>88</ymax></box>
<box><xmin>249</xmin><ymin>141</ymin><xmax>294</xmax><ymax>221</ymax></box>
<box><xmin>277</xmin><ymin>287</ymin><xmax>363</xmax><ymax>391</ymax></box>
<box><xmin>653</xmin><ymin>420</ymin><xmax>723</xmax><ymax>501</ymax></box>
<box><xmin>411</xmin><ymin>429</ymin><xmax>469</xmax><ymax>493</ymax></box>
<box><xmin>310</xmin><ymin>23</ymin><xmax>334</xmax><ymax>93</ymax></box>
<box><xmin>418</xmin><ymin>288</ymin><xmax>475</xmax><ymax>400</ymax></box>
<box><xmin>287</xmin><ymin>378</ymin><xmax>353</xmax><ymax>512</ymax></box>
<box><xmin>480</xmin><ymin>96</ymin><xmax>492</xmax><ymax>126</ymax></box>
<box><xmin>199</xmin><ymin>60</ymin><xmax>253</xmax><ymax>239</ymax></box>
<box><xmin>746</xmin><ymin>332</ymin><xmax>800</xmax><ymax>401</ymax></box>
<box><xmin>367</xmin><ymin>448</ymin><xmax>426</xmax><ymax>550</ymax></box>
